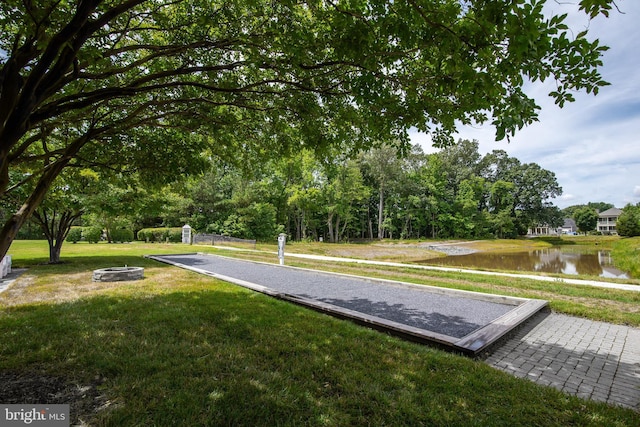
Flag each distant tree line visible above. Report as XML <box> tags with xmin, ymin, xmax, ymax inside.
<box><xmin>13</xmin><ymin>137</ymin><xmax>640</xmax><ymax>265</ymax></box>
<box><xmin>156</xmin><ymin>139</ymin><xmax>563</xmax><ymax>242</ymax></box>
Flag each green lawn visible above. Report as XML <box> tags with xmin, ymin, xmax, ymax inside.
<box><xmin>1</xmin><ymin>240</ymin><xmax>638</xmax><ymax>425</ymax></box>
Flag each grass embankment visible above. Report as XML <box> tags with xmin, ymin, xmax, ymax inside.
<box><xmin>0</xmin><ymin>241</ymin><xmax>638</xmax><ymax>425</ymax></box>
<box><xmin>612</xmin><ymin>237</ymin><xmax>640</xmax><ymax>279</ymax></box>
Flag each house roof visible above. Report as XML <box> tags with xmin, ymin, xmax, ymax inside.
<box><xmin>599</xmin><ymin>208</ymin><xmax>622</xmax><ymax>217</ymax></box>
<box><xmin>563</xmin><ymin>218</ymin><xmax>577</xmax><ymax>229</ymax></box>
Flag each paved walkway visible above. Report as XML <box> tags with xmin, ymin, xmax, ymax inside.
<box><xmin>0</xmin><ymin>269</ymin><xmax>26</xmax><ymax>294</ymax></box>
<box><xmin>485</xmin><ymin>311</ymin><xmax>640</xmax><ymax>411</ymax></box>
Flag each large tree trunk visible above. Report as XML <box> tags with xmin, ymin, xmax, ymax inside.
<box><xmin>0</xmin><ymin>153</ymin><xmax>86</xmax><ymax>262</ymax></box>
<box><xmin>367</xmin><ymin>206</ymin><xmax>374</xmax><ymax>240</ymax></box>
<box><xmin>327</xmin><ymin>212</ymin><xmax>334</xmax><ymax>243</ymax></box>
<box><xmin>0</xmin><ymin>172</ymin><xmax>62</xmax><ymax>261</ymax></box>
<box><xmin>300</xmin><ymin>210</ymin><xmax>307</xmax><ymax>240</ymax></box>
<box><xmin>0</xmin><ymin>131</ymin><xmax>90</xmax><ymax>261</ymax></box>
<box><xmin>339</xmin><ymin>216</ymin><xmax>348</xmax><ymax>242</ymax></box>
<box><xmin>294</xmin><ymin>212</ymin><xmax>301</xmax><ymax>241</ymax></box>
<box><xmin>327</xmin><ymin>211</ymin><xmax>338</xmax><ymax>243</ymax></box>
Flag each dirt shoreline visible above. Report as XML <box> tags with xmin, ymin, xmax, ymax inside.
<box><xmin>413</xmin><ymin>243</ymin><xmax>477</xmax><ymax>256</ymax></box>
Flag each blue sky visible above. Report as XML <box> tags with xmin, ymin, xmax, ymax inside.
<box><xmin>410</xmin><ymin>1</ymin><xmax>640</xmax><ymax>209</ymax></box>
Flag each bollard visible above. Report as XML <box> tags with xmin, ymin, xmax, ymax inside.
<box><xmin>277</xmin><ymin>233</ymin><xmax>286</xmax><ymax>265</ymax></box>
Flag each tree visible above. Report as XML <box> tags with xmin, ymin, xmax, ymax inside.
<box><xmin>487</xmin><ymin>180</ymin><xmax>516</xmax><ymax>238</ymax></box>
<box><xmin>538</xmin><ymin>205</ymin><xmax>565</xmax><ymax>230</ymax></box>
<box><xmin>588</xmin><ymin>202</ymin><xmax>614</xmax><ymax>213</ymax></box>
<box><xmin>84</xmin><ymin>179</ymin><xmax>139</xmax><ymax>243</ymax></box>
<box><xmin>574</xmin><ymin>207</ymin><xmax>599</xmax><ymax>234</ymax></box>
<box><xmin>322</xmin><ymin>160</ymin><xmax>370</xmax><ymax>243</ymax></box>
<box><xmin>286</xmin><ymin>151</ymin><xmax>324</xmax><ymax>241</ymax></box>
<box><xmin>240</xmin><ymin>203</ymin><xmax>283</xmax><ymax>241</ymax></box>
<box><xmin>417</xmin><ymin>154</ymin><xmax>449</xmax><ymax>238</ymax></box>
<box><xmin>0</xmin><ymin>0</ymin><xmax>613</xmax><ymax>259</ymax></box>
<box><xmin>562</xmin><ymin>202</ymin><xmax>614</xmax><ymax>218</ymax></box>
<box><xmin>359</xmin><ymin>144</ymin><xmax>403</xmax><ymax>239</ymax></box>
<box><xmin>30</xmin><ymin>169</ymin><xmax>100</xmax><ymax>263</ymax></box>
<box><xmin>510</xmin><ymin>163</ymin><xmax>563</xmax><ymax>232</ymax></box>
<box><xmin>616</xmin><ymin>204</ymin><xmax>640</xmax><ymax>237</ymax></box>
<box><xmin>178</xmin><ymin>167</ymin><xmax>239</xmax><ymax>232</ymax></box>
<box><xmin>478</xmin><ymin>149</ymin><xmax>563</xmax><ymax>234</ymax></box>
<box><xmin>438</xmin><ymin>140</ymin><xmax>482</xmax><ymax>196</ymax></box>
<box><xmin>452</xmin><ymin>177</ymin><xmax>487</xmax><ymax>238</ymax></box>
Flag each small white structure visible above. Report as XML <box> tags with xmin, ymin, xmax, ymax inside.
<box><xmin>277</xmin><ymin>233</ymin><xmax>286</xmax><ymax>265</ymax></box>
<box><xmin>1</xmin><ymin>255</ymin><xmax>11</xmax><ymax>279</ymax></box>
<box><xmin>182</xmin><ymin>224</ymin><xmax>192</xmax><ymax>244</ymax></box>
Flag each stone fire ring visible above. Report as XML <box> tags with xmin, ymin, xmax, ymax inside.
<box><xmin>92</xmin><ymin>267</ymin><xmax>144</xmax><ymax>282</ymax></box>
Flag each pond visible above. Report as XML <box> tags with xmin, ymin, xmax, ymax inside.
<box><xmin>420</xmin><ymin>248</ymin><xmax>630</xmax><ymax>279</ymax></box>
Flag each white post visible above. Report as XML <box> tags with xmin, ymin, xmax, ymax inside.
<box><xmin>0</xmin><ymin>255</ymin><xmax>10</xmax><ymax>279</ymax></box>
<box><xmin>277</xmin><ymin>233</ymin><xmax>286</xmax><ymax>265</ymax></box>
<box><xmin>182</xmin><ymin>225</ymin><xmax>192</xmax><ymax>244</ymax></box>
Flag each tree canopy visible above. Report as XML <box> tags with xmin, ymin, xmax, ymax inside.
<box><xmin>617</xmin><ymin>204</ymin><xmax>640</xmax><ymax>237</ymax></box>
<box><xmin>573</xmin><ymin>206</ymin><xmax>599</xmax><ymax>234</ymax></box>
<box><xmin>146</xmin><ymin>140</ymin><xmax>562</xmax><ymax>242</ymax></box>
<box><xmin>0</xmin><ymin>0</ymin><xmax>614</xmax><ymax>258</ymax></box>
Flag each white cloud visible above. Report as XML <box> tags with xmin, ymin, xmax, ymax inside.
<box><xmin>411</xmin><ymin>2</ymin><xmax>640</xmax><ymax>210</ymax></box>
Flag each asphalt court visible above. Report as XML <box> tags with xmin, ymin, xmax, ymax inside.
<box><xmin>148</xmin><ymin>253</ymin><xmax>548</xmax><ymax>355</ymax></box>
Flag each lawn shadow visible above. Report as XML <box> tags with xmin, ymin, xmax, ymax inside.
<box><xmin>1</xmin><ymin>290</ymin><xmax>637</xmax><ymax>425</ymax></box>
<box><xmin>303</xmin><ymin>295</ymin><xmax>482</xmax><ymax>338</ymax></box>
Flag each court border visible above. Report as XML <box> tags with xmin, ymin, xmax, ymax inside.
<box><xmin>146</xmin><ymin>253</ymin><xmax>548</xmax><ymax>356</ymax></box>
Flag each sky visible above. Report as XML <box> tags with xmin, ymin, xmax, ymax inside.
<box><xmin>409</xmin><ymin>1</ymin><xmax>640</xmax><ymax>210</ymax></box>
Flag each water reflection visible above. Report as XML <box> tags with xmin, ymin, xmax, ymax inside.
<box><xmin>420</xmin><ymin>249</ymin><xmax>629</xmax><ymax>279</ymax></box>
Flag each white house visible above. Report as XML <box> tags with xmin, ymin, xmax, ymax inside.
<box><xmin>560</xmin><ymin>218</ymin><xmax>577</xmax><ymax>235</ymax></box>
<box><xmin>597</xmin><ymin>207</ymin><xmax>622</xmax><ymax>234</ymax></box>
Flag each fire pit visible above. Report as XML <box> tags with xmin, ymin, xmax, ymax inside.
<box><xmin>92</xmin><ymin>267</ymin><xmax>144</xmax><ymax>282</ymax></box>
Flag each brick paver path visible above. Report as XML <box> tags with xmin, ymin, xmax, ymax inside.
<box><xmin>485</xmin><ymin>312</ymin><xmax>640</xmax><ymax>411</ymax></box>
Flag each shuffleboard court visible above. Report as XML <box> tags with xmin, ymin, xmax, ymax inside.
<box><xmin>148</xmin><ymin>253</ymin><xmax>547</xmax><ymax>355</ymax></box>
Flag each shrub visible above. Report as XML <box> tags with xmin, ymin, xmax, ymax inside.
<box><xmin>220</xmin><ymin>215</ymin><xmax>248</xmax><ymax>239</ymax></box>
<box><xmin>66</xmin><ymin>227</ymin><xmax>83</xmax><ymax>243</ymax></box>
<box><xmin>110</xmin><ymin>228</ymin><xmax>134</xmax><ymax>243</ymax></box>
<box><xmin>82</xmin><ymin>226</ymin><xmax>103</xmax><ymax>243</ymax></box>
<box><xmin>137</xmin><ymin>227</ymin><xmax>184</xmax><ymax>243</ymax></box>
<box><xmin>241</xmin><ymin>203</ymin><xmax>284</xmax><ymax>241</ymax></box>
<box><xmin>137</xmin><ymin>228</ymin><xmax>158</xmax><ymax>242</ymax></box>
<box><xmin>217</xmin><ymin>204</ymin><xmax>283</xmax><ymax>242</ymax></box>
<box><xmin>167</xmin><ymin>228</ymin><xmax>183</xmax><ymax>243</ymax></box>
<box><xmin>136</xmin><ymin>229</ymin><xmax>151</xmax><ymax>242</ymax></box>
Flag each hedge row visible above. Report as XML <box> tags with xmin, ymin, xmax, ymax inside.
<box><xmin>136</xmin><ymin>227</ymin><xmax>184</xmax><ymax>243</ymax></box>
<box><xmin>66</xmin><ymin>227</ymin><xmax>134</xmax><ymax>243</ymax></box>
<box><xmin>110</xmin><ymin>228</ymin><xmax>135</xmax><ymax>243</ymax></box>
<box><xmin>66</xmin><ymin>226</ymin><xmax>102</xmax><ymax>243</ymax></box>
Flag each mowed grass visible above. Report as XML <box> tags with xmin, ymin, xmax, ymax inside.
<box><xmin>0</xmin><ymin>241</ymin><xmax>638</xmax><ymax>425</ymax></box>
